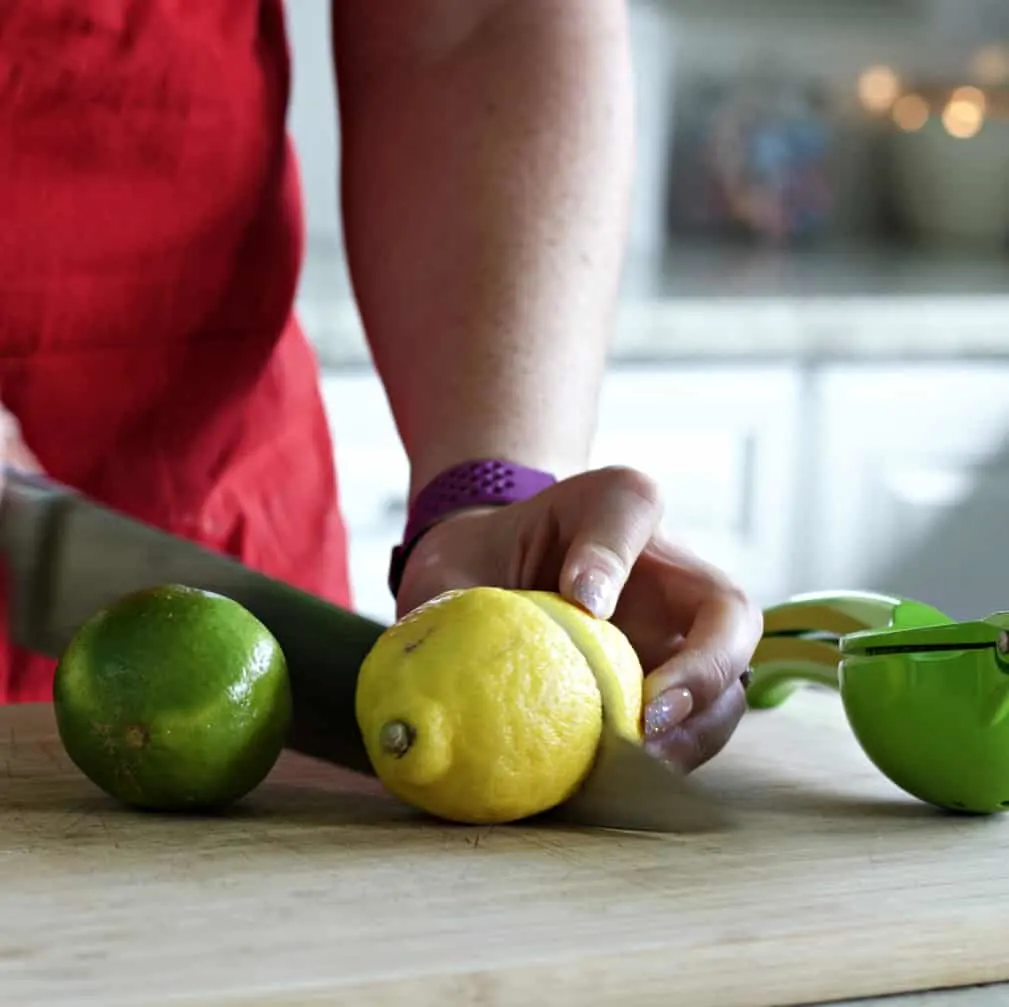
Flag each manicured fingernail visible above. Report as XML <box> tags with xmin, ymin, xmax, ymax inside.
<box><xmin>572</xmin><ymin>568</ymin><xmax>616</xmax><ymax>619</ymax></box>
<box><xmin>644</xmin><ymin>688</ymin><xmax>693</xmax><ymax>738</ymax></box>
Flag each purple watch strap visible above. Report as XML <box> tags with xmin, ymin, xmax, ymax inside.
<box><xmin>387</xmin><ymin>459</ymin><xmax>557</xmax><ymax>597</ymax></box>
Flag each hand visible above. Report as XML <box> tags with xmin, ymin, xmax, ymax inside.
<box><xmin>0</xmin><ymin>401</ymin><xmax>42</xmax><ymax>491</ymax></box>
<box><xmin>396</xmin><ymin>466</ymin><xmax>764</xmax><ymax>772</ymax></box>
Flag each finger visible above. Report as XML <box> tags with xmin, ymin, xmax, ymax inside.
<box><xmin>642</xmin><ymin>588</ymin><xmax>762</xmax><ymax>732</ymax></box>
<box><xmin>644</xmin><ymin>679</ymin><xmax>747</xmax><ymax>772</ymax></box>
<box><xmin>558</xmin><ymin>466</ymin><xmax>664</xmax><ymax>620</ymax></box>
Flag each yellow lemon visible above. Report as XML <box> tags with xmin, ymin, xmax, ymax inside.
<box><xmin>354</xmin><ymin>586</ymin><xmax>643</xmax><ymax>825</ymax></box>
<box><xmin>519</xmin><ymin>589</ymin><xmax>643</xmax><ymax>743</ymax></box>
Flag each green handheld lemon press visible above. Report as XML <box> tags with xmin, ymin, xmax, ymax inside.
<box><xmin>747</xmin><ymin>590</ymin><xmax>1009</xmax><ymax>815</ymax></box>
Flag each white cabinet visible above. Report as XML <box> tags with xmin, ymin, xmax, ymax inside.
<box><xmin>807</xmin><ymin>363</ymin><xmax>1009</xmax><ymax>620</ymax></box>
<box><xmin>321</xmin><ymin>364</ymin><xmax>802</xmax><ymax>622</ymax></box>
<box><xmin>590</xmin><ymin>366</ymin><xmax>801</xmax><ymax>607</ymax></box>
<box><xmin>320</xmin><ymin>373</ymin><xmax>407</xmax><ymax>624</ymax></box>
<box><xmin>322</xmin><ymin>360</ymin><xmax>1009</xmax><ymax>624</ymax></box>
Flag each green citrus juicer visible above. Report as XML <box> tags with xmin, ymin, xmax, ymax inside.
<box><xmin>744</xmin><ymin>591</ymin><xmax>1009</xmax><ymax>814</ymax></box>
<box><xmin>835</xmin><ymin>613</ymin><xmax>1009</xmax><ymax>814</ymax></box>
<box><xmin>748</xmin><ymin>590</ymin><xmax>953</xmax><ymax>710</ymax></box>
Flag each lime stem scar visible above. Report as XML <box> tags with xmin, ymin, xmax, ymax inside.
<box><xmin>379</xmin><ymin>720</ymin><xmax>415</xmax><ymax>758</ymax></box>
<box><xmin>124</xmin><ymin>725</ymin><xmax>150</xmax><ymax>749</ymax></box>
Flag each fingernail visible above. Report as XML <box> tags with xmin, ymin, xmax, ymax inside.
<box><xmin>572</xmin><ymin>568</ymin><xmax>617</xmax><ymax>619</ymax></box>
<box><xmin>644</xmin><ymin>688</ymin><xmax>693</xmax><ymax>738</ymax></box>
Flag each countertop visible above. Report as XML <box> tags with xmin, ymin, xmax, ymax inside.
<box><xmin>295</xmin><ymin>244</ymin><xmax>1009</xmax><ymax>369</ymax></box>
<box><xmin>4</xmin><ymin>692</ymin><xmax>1009</xmax><ymax>1006</ymax></box>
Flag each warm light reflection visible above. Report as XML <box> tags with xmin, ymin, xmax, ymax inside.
<box><xmin>942</xmin><ymin>96</ymin><xmax>985</xmax><ymax>138</ymax></box>
<box><xmin>857</xmin><ymin>65</ymin><xmax>901</xmax><ymax>113</ymax></box>
<box><xmin>950</xmin><ymin>85</ymin><xmax>987</xmax><ymax>114</ymax></box>
<box><xmin>892</xmin><ymin>93</ymin><xmax>929</xmax><ymax>132</ymax></box>
<box><xmin>971</xmin><ymin>45</ymin><xmax>1009</xmax><ymax>85</ymax></box>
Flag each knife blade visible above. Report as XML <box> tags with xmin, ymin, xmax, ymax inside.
<box><xmin>547</xmin><ymin>728</ymin><xmax>728</xmax><ymax>833</ymax></box>
<box><xmin>0</xmin><ymin>467</ymin><xmax>728</xmax><ymax>833</ymax></box>
<box><xmin>0</xmin><ymin>467</ymin><xmax>384</xmax><ymax>775</ymax></box>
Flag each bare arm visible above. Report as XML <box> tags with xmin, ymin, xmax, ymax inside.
<box><xmin>331</xmin><ymin>0</ymin><xmax>634</xmax><ymax>497</ymax></box>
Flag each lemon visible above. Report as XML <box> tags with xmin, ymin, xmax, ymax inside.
<box><xmin>53</xmin><ymin>584</ymin><xmax>292</xmax><ymax>812</ymax></box>
<box><xmin>519</xmin><ymin>589</ymin><xmax>643</xmax><ymax>742</ymax></box>
<box><xmin>354</xmin><ymin>586</ymin><xmax>643</xmax><ymax>825</ymax></box>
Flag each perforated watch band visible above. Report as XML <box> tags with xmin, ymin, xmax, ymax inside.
<box><xmin>387</xmin><ymin>459</ymin><xmax>557</xmax><ymax>598</ymax></box>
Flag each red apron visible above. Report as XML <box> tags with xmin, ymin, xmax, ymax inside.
<box><xmin>0</xmin><ymin>1</ymin><xmax>353</xmax><ymax>702</ymax></box>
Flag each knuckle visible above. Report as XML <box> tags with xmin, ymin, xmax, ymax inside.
<box><xmin>701</xmin><ymin>687</ymin><xmax>747</xmax><ymax>764</ymax></box>
<box><xmin>681</xmin><ymin>735</ymin><xmax>712</xmax><ymax>773</ymax></box>
<box><xmin>603</xmin><ymin>465</ymin><xmax>663</xmax><ymax>512</ymax></box>
<box><xmin>683</xmin><ymin>684</ymin><xmax>747</xmax><ymax>770</ymax></box>
<box><xmin>674</xmin><ymin>734</ymin><xmax>707</xmax><ymax>774</ymax></box>
<box><xmin>712</xmin><ymin>571</ymin><xmax>748</xmax><ymax>603</ymax></box>
<box><xmin>707</xmin><ymin>647</ymin><xmax>739</xmax><ymax>694</ymax></box>
<box><xmin>714</xmin><ymin>579</ymin><xmax>763</xmax><ymax>637</ymax></box>
<box><xmin>727</xmin><ymin>583</ymin><xmax>765</xmax><ymax>638</ymax></box>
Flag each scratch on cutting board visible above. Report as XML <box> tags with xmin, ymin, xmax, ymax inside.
<box><xmin>98</xmin><ymin>814</ymin><xmax>120</xmax><ymax>850</ymax></box>
<box><xmin>525</xmin><ymin>828</ymin><xmax>669</xmax><ymax>896</ymax></box>
<box><xmin>465</xmin><ymin>827</ymin><xmax>496</xmax><ymax>850</ymax></box>
<box><xmin>37</xmin><ymin>740</ymin><xmax>66</xmax><ymax>772</ymax></box>
<box><xmin>59</xmin><ymin>811</ymin><xmax>91</xmax><ymax>840</ymax></box>
<box><xmin>523</xmin><ymin>829</ymin><xmax>572</xmax><ymax>859</ymax></box>
<box><xmin>257</xmin><ymin>830</ymin><xmax>317</xmax><ymax>867</ymax></box>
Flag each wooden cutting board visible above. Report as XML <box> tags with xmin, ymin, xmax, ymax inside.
<box><xmin>2</xmin><ymin>693</ymin><xmax>1007</xmax><ymax>1007</ymax></box>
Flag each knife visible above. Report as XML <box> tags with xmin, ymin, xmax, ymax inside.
<box><xmin>0</xmin><ymin>467</ymin><xmax>727</xmax><ymax>833</ymax></box>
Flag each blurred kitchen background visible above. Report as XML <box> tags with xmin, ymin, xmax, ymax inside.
<box><xmin>285</xmin><ymin>0</ymin><xmax>1009</xmax><ymax>624</ymax></box>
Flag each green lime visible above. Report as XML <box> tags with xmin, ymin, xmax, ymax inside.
<box><xmin>53</xmin><ymin>584</ymin><xmax>292</xmax><ymax>812</ymax></box>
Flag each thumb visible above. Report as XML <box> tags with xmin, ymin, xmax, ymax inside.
<box><xmin>557</xmin><ymin>466</ymin><xmax>663</xmax><ymax>620</ymax></box>
<box><xmin>393</xmin><ymin>508</ymin><xmax>498</xmax><ymax>618</ymax></box>
<box><xmin>395</xmin><ymin>556</ymin><xmax>481</xmax><ymax>620</ymax></box>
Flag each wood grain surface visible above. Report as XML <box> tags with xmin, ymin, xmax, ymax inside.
<box><xmin>1</xmin><ymin>693</ymin><xmax>1006</xmax><ymax>1007</ymax></box>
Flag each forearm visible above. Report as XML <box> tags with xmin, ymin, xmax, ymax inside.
<box><xmin>332</xmin><ymin>0</ymin><xmax>634</xmax><ymax>496</ymax></box>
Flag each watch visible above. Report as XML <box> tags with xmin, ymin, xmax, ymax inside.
<box><xmin>387</xmin><ymin>458</ymin><xmax>557</xmax><ymax>598</ymax></box>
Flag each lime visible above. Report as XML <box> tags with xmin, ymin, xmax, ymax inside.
<box><xmin>53</xmin><ymin>584</ymin><xmax>292</xmax><ymax>812</ymax></box>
